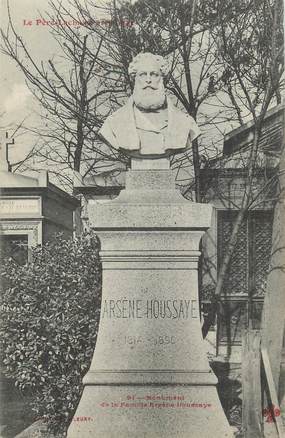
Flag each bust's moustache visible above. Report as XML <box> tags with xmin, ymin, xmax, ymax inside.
<box><xmin>143</xmin><ymin>85</ymin><xmax>157</xmax><ymax>90</ymax></box>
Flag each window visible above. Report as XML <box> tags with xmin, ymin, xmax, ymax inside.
<box><xmin>217</xmin><ymin>210</ymin><xmax>273</xmax><ymax>345</ymax></box>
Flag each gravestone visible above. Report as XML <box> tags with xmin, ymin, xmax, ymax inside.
<box><xmin>67</xmin><ymin>158</ymin><xmax>232</xmax><ymax>437</ymax></box>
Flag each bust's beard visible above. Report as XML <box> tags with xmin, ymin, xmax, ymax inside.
<box><xmin>133</xmin><ymin>81</ymin><xmax>166</xmax><ymax>110</ymax></box>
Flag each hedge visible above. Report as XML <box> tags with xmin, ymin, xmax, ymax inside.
<box><xmin>0</xmin><ymin>233</ymin><xmax>101</xmax><ymax>435</ymax></box>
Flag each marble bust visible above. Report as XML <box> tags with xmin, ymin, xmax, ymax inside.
<box><xmin>99</xmin><ymin>52</ymin><xmax>200</xmax><ymax>158</ymax></box>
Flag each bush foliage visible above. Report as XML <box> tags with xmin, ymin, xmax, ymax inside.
<box><xmin>0</xmin><ymin>233</ymin><xmax>101</xmax><ymax>435</ymax></box>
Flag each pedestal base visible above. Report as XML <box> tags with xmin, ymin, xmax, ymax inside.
<box><xmin>67</xmin><ymin>167</ymin><xmax>233</xmax><ymax>437</ymax></box>
<box><xmin>68</xmin><ymin>384</ymin><xmax>232</xmax><ymax>437</ymax></box>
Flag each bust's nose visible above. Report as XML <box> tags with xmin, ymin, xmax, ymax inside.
<box><xmin>145</xmin><ymin>73</ymin><xmax>152</xmax><ymax>83</ymax></box>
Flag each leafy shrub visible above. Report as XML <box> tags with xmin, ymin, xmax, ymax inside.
<box><xmin>0</xmin><ymin>233</ymin><xmax>101</xmax><ymax>435</ymax></box>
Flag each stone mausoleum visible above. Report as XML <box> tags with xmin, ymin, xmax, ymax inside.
<box><xmin>200</xmin><ymin>103</ymin><xmax>284</xmax><ymax>360</ymax></box>
<box><xmin>0</xmin><ymin>163</ymin><xmax>80</xmax><ymax>264</ymax></box>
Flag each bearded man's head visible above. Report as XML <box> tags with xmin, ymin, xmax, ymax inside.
<box><xmin>128</xmin><ymin>53</ymin><xmax>170</xmax><ymax>110</ymax></box>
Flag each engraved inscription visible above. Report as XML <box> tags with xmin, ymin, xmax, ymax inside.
<box><xmin>101</xmin><ymin>299</ymin><xmax>198</xmax><ymax>319</ymax></box>
<box><xmin>124</xmin><ymin>335</ymin><xmax>176</xmax><ymax>346</ymax></box>
<box><xmin>0</xmin><ymin>198</ymin><xmax>40</xmax><ymax>215</ymax></box>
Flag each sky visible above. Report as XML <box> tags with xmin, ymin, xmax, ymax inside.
<box><xmin>0</xmin><ymin>0</ymin><xmax>62</xmax><ymax>164</ymax></box>
<box><xmin>0</xmin><ymin>0</ymin><xmax>109</xmax><ymax>168</ymax></box>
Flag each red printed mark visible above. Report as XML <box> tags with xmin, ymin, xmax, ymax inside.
<box><xmin>99</xmin><ymin>395</ymin><xmax>212</xmax><ymax>409</ymax></box>
<box><xmin>73</xmin><ymin>416</ymin><xmax>94</xmax><ymax>422</ymax></box>
<box><xmin>262</xmin><ymin>405</ymin><xmax>281</xmax><ymax>423</ymax></box>
<box><xmin>23</xmin><ymin>18</ymin><xmax>134</xmax><ymax>28</ymax></box>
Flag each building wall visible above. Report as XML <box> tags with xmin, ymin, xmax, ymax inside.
<box><xmin>42</xmin><ymin>191</ymin><xmax>75</xmax><ymax>234</ymax></box>
<box><xmin>200</xmin><ymin>168</ymin><xmax>276</xmax><ymax>360</ymax></box>
<box><xmin>0</xmin><ymin>186</ymin><xmax>80</xmax><ymax>263</ymax></box>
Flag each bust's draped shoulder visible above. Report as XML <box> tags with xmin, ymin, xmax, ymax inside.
<box><xmin>99</xmin><ymin>98</ymin><xmax>140</xmax><ymax>152</ymax></box>
<box><xmin>99</xmin><ymin>97</ymin><xmax>200</xmax><ymax>154</ymax></box>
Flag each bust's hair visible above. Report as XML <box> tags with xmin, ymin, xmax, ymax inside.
<box><xmin>128</xmin><ymin>52</ymin><xmax>170</xmax><ymax>79</ymax></box>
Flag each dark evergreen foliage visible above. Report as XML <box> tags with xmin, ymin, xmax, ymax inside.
<box><xmin>0</xmin><ymin>233</ymin><xmax>101</xmax><ymax>435</ymax></box>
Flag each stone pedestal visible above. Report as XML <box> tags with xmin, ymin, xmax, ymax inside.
<box><xmin>67</xmin><ymin>163</ymin><xmax>232</xmax><ymax>437</ymax></box>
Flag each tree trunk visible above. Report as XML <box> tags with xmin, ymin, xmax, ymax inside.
<box><xmin>74</xmin><ymin>36</ymin><xmax>88</xmax><ymax>173</ymax></box>
<box><xmin>192</xmin><ymin>138</ymin><xmax>201</xmax><ymax>202</ymax></box>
